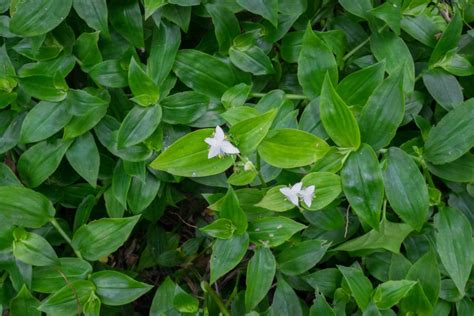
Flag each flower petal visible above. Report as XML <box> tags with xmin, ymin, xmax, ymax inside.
<box><xmin>292</xmin><ymin>182</ymin><xmax>303</xmax><ymax>193</ymax></box>
<box><xmin>205</xmin><ymin>137</ymin><xmax>220</xmax><ymax>146</ymax></box>
<box><xmin>221</xmin><ymin>140</ymin><xmax>240</xmax><ymax>154</ymax></box>
<box><xmin>214</xmin><ymin>126</ymin><xmax>225</xmax><ymax>141</ymax></box>
<box><xmin>280</xmin><ymin>187</ymin><xmax>299</xmax><ymax>206</ymax></box>
<box><xmin>208</xmin><ymin>145</ymin><xmax>221</xmax><ymax>159</ymax></box>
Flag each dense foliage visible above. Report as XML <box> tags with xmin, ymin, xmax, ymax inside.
<box><xmin>1</xmin><ymin>0</ymin><xmax>474</xmax><ymax>315</ymax></box>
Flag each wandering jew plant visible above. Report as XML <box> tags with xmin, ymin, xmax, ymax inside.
<box><xmin>1</xmin><ymin>0</ymin><xmax>474</xmax><ymax>315</ymax></box>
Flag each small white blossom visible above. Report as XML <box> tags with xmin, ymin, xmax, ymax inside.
<box><xmin>300</xmin><ymin>185</ymin><xmax>315</xmax><ymax>207</ymax></box>
<box><xmin>244</xmin><ymin>161</ymin><xmax>255</xmax><ymax>171</ymax></box>
<box><xmin>280</xmin><ymin>182</ymin><xmax>315</xmax><ymax>208</ymax></box>
<box><xmin>204</xmin><ymin>126</ymin><xmax>240</xmax><ymax>159</ymax></box>
<box><xmin>279</xmin><ymin>182</ymin><xmax>303</xmax><ymax>206</ymax></box>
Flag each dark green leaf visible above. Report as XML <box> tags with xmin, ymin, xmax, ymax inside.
<box><xmin>338</xmin><ymin>265</ymin><xmax>373</xmax><ymax>310</ymax></box>
<box><xmin>206</xmin><ymin>4</ymin><xmax>240</xmax><ymax>53</ymax></box>
<box><xmin>9</xmin><ymin>285</ymin><xmax>41</xmax><ymax>316</ymax></box>
<box><xmin>237</xmin><ymin>0</ymin><xmax>278</xmax><ymax>26</ymax></box>
<box><xmin>245</xmin><ymin>247</ymin><xmax>276</xmax><ymax>311</ymax></box>
<box><xmin>118</xmin><ymin>104</ymin><xmax>162</xmax><ymax>148</ymax></box>
<box><xmin>229</xmin><ymin>46</ymin><xmax>275</xmax><ymax>76</ymax></box>
<box><xmin>248</xmin><ymin>216</ymin><xmax>306</xmax><ymax>247</ymax></box>
<box><xmin>38</xmin><ymin>280</ymin><xmax>95</xmax><ymax>315</ymax></box>
<box><xmin>429</xmin><ymin>13</ymin><xmax>462</xmax><ymax>65</ymax></box>
<box><xmin>13</xmin><ymin>229</ymin><xmax>58</xmax><ymax>266</ymax></box>
<box><xmin>109</xmin><ymin>0</ymin><xmax>144</xmax><ymax>48</ymax></box>
<box><xmin>373</xmin><ymin>280</ymin><xmax>416</xmax><ymax>310</ymax></box>
<box><xmin>220</xmin><ymin>188</ymin><xmax>248</xmax><ymax>235</ymax></box>
<box><xmin>422</xmin><ymin>68</ymin><xmax>463</xmax><ymax>111</ymax></box>
<box><xmin>210</xmin><ymin>233</ymin><xmax>249</xmax><ymax>283</ymax></box>
<box><xmin>73</xmin><ymin>0</ymin><xmax>109</xmax><ymax>37</ymax></box>
<box><xmin>65</xmin><ymin>132</ymin><xmax>100</xmax><ymax>188</ymax></box>
<box><xmin>277</xmin><ymin>240</ymin><xmax>330</xmax><ymax>275</ymax></box>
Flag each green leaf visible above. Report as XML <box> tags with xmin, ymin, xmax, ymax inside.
<box><xmin>236</xmin><ymin>0</ymin><xmax>278</xmax><ymax>26</ymax></box>
<box><xmin>13</xmin><ymin>228</ymin><xmax>58</xmax><ymax>267</ymax></box>
<box><xmin>405</xmin><ymin>250</ymin><xmax>440</xmax><ymax>304</ymax></box>
<box><xmin>144</xmin><ymin>0</ymin><xmax>166</xmax><ymax>19</ymax></box>
<box><xmin>19</xmin><ymin>75</ymin><xmax>68</xmax><ymax>102</ymax></box>
<box><xmin>428</xmin><ymin>153</ymin><xmax>474</xmax><ymax>183</ymax></box>
<box><xmin>435</xmin><ymin>207</ymin><xmax>473</xmax><ymax>295</ymax></box>
<box><xmin>88</xmin><ymin>60</ymin><xmax>128</xmax><ymax>88</ymax></box>
<box><xmin>117</xmin><ymin>104</ymin><xmax>162</xmax><ymax>148</ymax></box>
<box><xmin>245</xmin><ymin>247</ymin><xmax>276</xmax><ymax>311</ymax></box>
<box><xmin>370</xmin><ymin>2</ymin><xmax>401</xmax><ymax>35</ymax></box>
<box><xmin>38</xmin><ymin>280</ymin><xmax>95</xmax><ymax>315</ymax></box>
<box><xmin>255</xmin><ymin>185</ymin><xmax>297</xmax><ymax>212</ymax></box>
<box><xmin>337</xmin><ymin>265</ymin><xmax>373</xmax><ymax>310</ymax></box>
<box><xmin>66</xmin><ymin>132</ymin><xmax>100</xmax><ymax>187</ymax></box>
<box><xmin>269</xmin><ymin>276</ymin><xmax>303</xmax><ymax>316</ymax></box>
<box><xmin>230</xmin><ymin>110</ymin><xmax>276</xmax><ymax>155</ymax></box>
<box><xmin>424</xmin><ymin>99</ymin><xmax>474</xmax><ymax>164</ymax></box>
<box><xmin>71</xmin><ymin>215</ymin><xmax>140</xmax><ymax>261</ymax></box>
<box><xmin>335</xmin><ymin>220</ymin><xmax>413</xmax><ymax>254</ymax></box>
<box><xmin>220</xmin><ymin>188</ymin><xmax>248</xmax><ymax>235</ymax></box>
<box><xmin>200</xmin><ymin>218</ymin><xmax>236</xmax><ymax>239</ymax></box>
<box><xmin>148</xmin><ymin>21</ymin><xmax>181</xmax><ymax>85</ymax></box>
<box><xmin>0</xmin><ymin>186</ymin><xmax>55</xmax><ymax>228</ymax></box>
<box><xmin>221</xmin><ymin>83</ymin><xmax>252</xmax><ymax>109</ymax></box>
<box><xmin>18</xmin><ymin>139</ymin><xmax>73</xmax><ymax>188</ymax></box>
<box><xmin>150</xmin><ymin>277</ymin><xmax>178</xmax><ymax>315</ymax></box>
<box><xmin>150</xmin><ymin>128</ymin><xmax>234</xmax><ymax>177</ymax></box>
<box><xmin>229</xmin><ymin>46</ymin><xmax>275</xmax><ymax>76</ymax></box>
<box><xmin>9</xmin><ymin>285</ymin><xmax>41</xmax><ymax>316</ymax></box>
<box><xmin>383</xmin><ymin>148</ymin><xmax>429</xmax><ymax>231</ymax></box>
<box><xmin>91</xmin><ymin>271</ymin><xmax>152</xmax><ymax>306</ymax></box>
<box><xmin>298</xmin><ymin>25</ymin><xmax>338</xmax><ymax>99</ymax></box>
<box><xmin>248</xmin><ymin>216</ymin><xmax>306</xmax><ymax>247</ymax></box>
<box><xmin>112</xmin><ymin>160</ymin><xmax>132</xmax><ymax>208</ymax></box>
<box><xmin>370</xmin><ymin>30</ymin><xmax>414</xmax><ymax>91</ymax></box>
<box><xmin>173</xmin><ymin>284</ymin><xmax>199</xmax><ymax>313</ymax></box>
<box><xmin>206</xmin><ymin>4</ymin><xmax>240</xmax><ymax>53</ymax></box>
<box><xmin>127</xmin><ymin>172</ymin><xmax>161</xmax><ymax>214</ymax></box>
<box><xmin>20</xmin><ymin>100</ymin><xmax>72</xmax><ymax>143</ymax></box>
<box><xmin>277</xmin><ymin>239</ymin><xmax>330</xmax><ymax>276</ymax></box>
<box><xmin>429</xmin><ymin>13</ymin><xmax>462</xmax><ymax>65</ymax></box>
<box><xmin>342</xmin><ymin>144</ymin><xmax>384</xmax><ymax>229</ymax></box>
<box><xmin>210</xmin><ymin>233</ymin><xmax>249</xmax><ymax>283</ymax></box>
<box><xmin>73</xmin><ymin>0</ymin><xmax>109</xmax><ymax>37</ymax></box>
<box><xmin>336</xmin><ymin>61</ymin><xmax>385</xmax><ymax>108</ymax></box>
<box><xmin>109</xmin><ymin>0</ymin><xmax>144</xmax><ymax>48</ymax></box>
<box><xmin>32</xmin><ymin>257</ymin><xmax>92</xmax><ymax>293</ymax></box>
<box><xmin>422</xmin><ymin>68</ymin><xmax>463</xmax><ymax>111</ymax></box>
<box><xmin>359</xmin><ymin>70</ymin><xmax>404</xmax><ymax>151</ymax></box>
<box><xmin>338</xmin><ymin>0</ymin><xmax>372</xmax><ymax>19</ymax></box>
<box><xmin>73</xmin><ymin>32</ymin><xmax>102</xmax><ymax>69</ymax></box>
<box><xmin>373</xmin><ymin>280</ymin><xmax>417</xmax><ymax>310</ymax></box>
<box><xmin>10</xmin><ymin>0</ymin><xmax>72</xmax><ymax>36</ymax></box>
<box><xmin>320</xmin><ymin>74</ymin><xmax>360</xmax><ymax>148</ymax></box>
<box><xmin>310</xmin><ymin>295</ymin><xmax>335</xmax><ymax>316</ymax></box>
<box><xmin>401</xmin><ymin>15</ymin><xmax>439</xmax><ymax>47</ymax></box>
<box><xmin>174</xmin><ymin>49</ymin><xmax>246</xmax><ymax>98</ymax></box>
<box><xmin>258</xmin><ymin>128</ymin><xmax>329</xmax><ymax>168</ymax></box>
<box><xmin>301</xmin><ymin>172</ymin><xmax>342</xmax><ymax>211</ymax></box>
<box><xmin>161</xmin><ymin>4</ymin><xmax>191</xmax><ymax>33</ymax></box>
<box><xmin>0</xmin><ymin>162</ymin><xmax>21</xmax><ymax>186</ymax></box>
<box><xmin>400</xmin><ymin>283</ymin><xmax>433</xmax><ymax>316</ymax></box>
<box><xmin>128</xmin><ymin>57</ymin><xmax>159</xmax><ymax>106</ymax></box>
<box><xmin>162</xmin><ymin>91</ymin><xmax>208</xmax><ymax>124</ymax></box>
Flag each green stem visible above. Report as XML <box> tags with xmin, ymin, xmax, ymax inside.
<box><xmin>201</xmin><ymin>281</ymin><xmax>231</xmax><ymax>316</ymax></box>
<box><xmin>343</xmin><ymin>37</ymin><xmax>370</xmax><ymax>61</ymax></box>
<box><xmin>251</xmin><ymin>92</ymin><xmax>307</xmax><ymax>100</ymax></box>
<box><xmin>256</xmin><ymin>154</ymin><xmax>267</xmax><ymax>188</ymax></box>
<box><xmin>50</xmin><ymin>218</ymin><xmax>83</xmax><ymax>259</ymax></box>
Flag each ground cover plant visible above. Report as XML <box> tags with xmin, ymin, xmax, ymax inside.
<box><xmin>0</xmin><ymin>0</ymin><xmax>474</xmax><ymax>315</ymax></box>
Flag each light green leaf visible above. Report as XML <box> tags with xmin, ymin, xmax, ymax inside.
<box><xmin>373</xmin><ymin>280</ymin><xmax>417</xmax><ymax>310</ymax></box>
<box><xmin>13</xmin><ymin>229</ymin><xmax>58</xmax><ymax>267</ymax></box>
<box><xmin>230</xmin><ymin>110</ymin><xmax>276</xmax><ymax>155</ymax></box>
<box><xmin>248</xmin><ymin>216</ymin><xmax>306</xmax><ymax>247</ymax></box>
<box><xmin>38</xmin><ymin>280</ymin><xmax>95</xmax><ymax>315</ymax></box>
<box><xmin>200</xmin><ymin>218</ymin><xmax>236</xmax><ymax>239</ymax></box>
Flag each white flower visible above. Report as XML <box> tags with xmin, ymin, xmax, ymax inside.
<box><xmin>280</xmin><ymin>182</ymin><xmax>315</xmax><ymax>208</ymax></box>
<box><xmin>299</xmin><ymin>185</ymin><xmax>315</xmax><ymax>208</ymax></box>
<box><xmin>243</xmin><ymin>161</ymin><xmax>255</xmax><ymax>171</ymax></box>
<box><xmin>280</xmin><ymin>182</ymin><xmax>303</xmax><ymax>206</ymax></box>
<box><xmin>204</xmin><ymin>126</ymin><xmax>240</xmax><ymax>159</ymax></box>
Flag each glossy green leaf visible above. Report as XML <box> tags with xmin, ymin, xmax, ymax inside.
<box><xmin>173</xmin><ymin>284</ymin><xmax>199</xmax><ymax>313</ymax></box>
<box><xmin>320</xmin><ymin>74</ymin><xmax>360</xmax><ymax>148</ymax></box>
<box><xmin>88</xmin><ymin>60</ymin><xmax>128</xmax><ymax>88</ymax></box>
<box><xmin>128</xmin><ymin>57</ymin><xmax>159</xmax><ymax>106</ymax></box>
<box><xmin>338</xmin><ymin>0</ymin><xmax>372</xmax><ymax>19</ymax></box>
<box><xmin>310</xmin><ymin>294</ymin><xmax>335</xmax><ymax>316</ymax></box>
<box><xmin>373</xmin><ymin>280</ymin><xmax>417</xmax><ymax>310</ymax></box>
<box><xmin>150</xmin><ymin>128</ymin><xmax>234</xmax><ymax>177</ymax></box>
<box><xmin>207</xmin><ymin>4</ymin><xmax>240</xmax><ymax>53</ymax></box>
<box><xmin>236</xmin><ymin>0</ymin><xmax>278</xmax><ymax>26</ymax></box>
<box><xmin>383</xmin><ymin>148</ymin><xmax>429</xmax><ymax>231</ymax></box>
<box><xmin>10</xmin><ymin>285</ymin><xmax>41</xmax><ymax>316</ymax></box>
<box><xmin>0</xmin><ymin>186</ymin><xmax>55</xmax><ymax>228</ymax></box>
<box><xmin>429</xmin><ymin>13</ymin><xmax>462</xmax><ymax>65</ymax></box>
<box><xmin>401</xmin><ymin>15</ymin><xmax>439</xmax><ymax>47</ymax></box>
<box><xmin>32</xmin><ymin>257</ymin><xmax>92</xmax><ymax>293</ymax></box>
<box><xmin>220</xmin><ymin>188</ymin><xmax>248</xmax><ymax>235</ymax></box>
<box><xmin>422</xmin><ymin>68</ymin><xmax>463</xmax><ymax>111</ymax></box>
<box><xmin>91</xmin><ymin>271</ymin><xmax>152</xmax><ymax>306</ymax></box>
<box><xmin>424</xmin><ymin>99</ymin><xmax>474</xmax><ymax>164</ymax></box>
<box><xmin>73</xmin><ymin>0</ymin><xmax>109</xmax><ymax>37</ymax></box>
<box><xmin>210</xmin><ymin>233</ymin><xmax>249</xmax><ymax>283</ymax></box>
<box><xmin>278</xmin><ymin>239</ymin><xmax>330</xmax><ymax>275</ymax></box>
<box><xmin>359</xmin><ymin>71</ymin><xmax>404</xmax><ymax>151</ymax></box>
<box><xmin>109</xmin><ymin>0</ymin><xmax>144</xmax><ymax>48</ymax></box>
<box><xmin>13</xmin><ymin>229</ymin><xmax>58</xmax><ymax>266</ymax></box>
<box><xmin>71</xmin><ymin>215</ymin><xmax>141</xmax><ymax>261</ymax></box>
<box><xmin>248</xmin><ymin>216</ymin><xmax>306</xmax><ymax>247</ymax></box>
<box><xmin>258</xmin><ymin>128</ymin><xmax>329</xmax><ymax>168</ymax></box>
<box><xmin>38</xmin><ymin>280</ymin><xmax>95</xmax><ymax>315</ymax></box>
<box><xmin>161</xmin><ymin>4</ymin><xmax>191</xmax><ymax>32</ymax></box>
<box><xmin>117</xmin><ymin>104</ymin><xmax>162</xmax><ymax>148</ymax></box>
<box><xmin>20</xmin><ymin>100</ymin><xmax>72</xmax><ymax>144</ymax></box>
<box><xmin>19</xmin><ymin>75</ymin><xmax>68</xmax><ymax>102</ymax></box>
<box><xmin>200</xmin><ymin>218</ymin><xmax>236</xmax><ymax>239</ymax></box>
<box><xmin>428</xmin><ymin>153</ymin><xmax>474</xmax><ymax>183</ymax></box>
<box><xmin>338</xmin><ymin>265</ymin><xmax>373</xmax><ymax>310</ymax></box>
<box><xmin>301</xmin><ymin>172</ymin><xmax>342</xmax><ymax>211</ymax></box>
<box><xmin>269</xmin><ymin>276</ymin><xmax>303</xmax><ymax>315</ymax></box>
<box><xmin>127</xmin><ymin>172</ymin><xmax>161</xmax><ymax>214</ymax></box>
<box><xmin>435</xmin><ymin>207</ymin><xmax>473</xmax><ymax>294</ymax></box>
<box><xmin>66</xmin><ymin>132</ymin><xmax>100</xmax><ymax>187</ymax></box>
<box><xmin>230</xmin><ymin>110</ymin><xmax>276</xmax><ymax>155</ymax></box>
<box><xmin>405</xmin><ymin>250</ymin><xmax>440</xmax><ymax>304</ymax></box>
<box><xmin>162</xmin><ymin>91</ymin><xmax>208</xmax><ymax>124</ymax></box>
<box><xmin>221</xmin><ymin>83</ymin><xmax>252</xmax><ymax>109</ymax></box>
<box><xmin>18</xmin><ymin>139</ymin><xmax>73</xmax><ymax>188</ymax></box>
<box><xmin>337</xmin><ymin>61</ymin><xmax>385</xmax><ymax>108</ymax></box>
<box><xmin>342</xmin><ymin>144</ymin><xmax>384</xmax><ymax>229</ymax></box>
<box><xmin>245</xmin><ymin>247</ymin><xmax>276</xmax><ymax>311</ymax></box>
<box><xmin>174</xmin><ymin>49</ymin><xmax>245</xmax><ymax>98</ymax></box>
<box><xmin>298</xmin><ymin>25</ymin><xmax>338</xmax><ymax>99</ymax></box>
<box><xmin>229</xmin><ymin>46</ymin><xmax>275</xmax><ymax>76</ymax></box>
<box><xmin>150</xmin><ymin>277</ymin><xmax>178</xmax><ymax>315</ymax></box>
<box><xmin>10</xmin><ymin>0</ymin><xmax>72</xmax><ymax>36</ymax></box>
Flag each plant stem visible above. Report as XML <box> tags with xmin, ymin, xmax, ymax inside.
<box><xmin>50</xmin><ymin>218</ymin><xmax>83</xmax><ymax>259</ymax></box>
<box><xmin>201</xmin><ymin>281</ymin><xmax>231</xmax><ymax>316</ymax></box>
<box><xmin>256</xmin><ymin>154</ymin><xmax>267</xmax><ymax>188</ymax></box>
<box><xmin>343</xmin><ymin>37</ymin><xmax>370</xmax><ymax>61</ymax></box>
<box><xmin>251</xmin><ymin>92</ymin><xmax>307</xmax><ymax>100</ymax></box>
